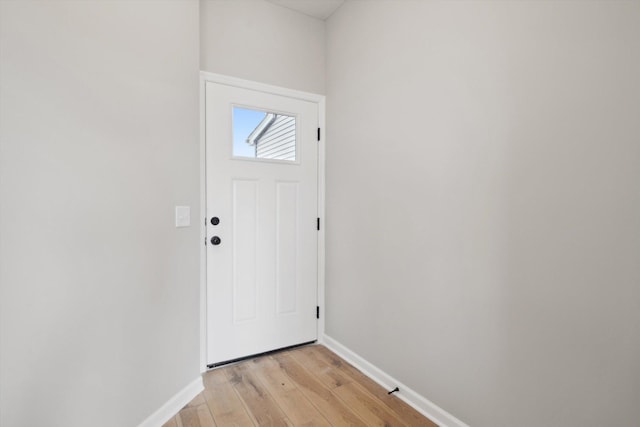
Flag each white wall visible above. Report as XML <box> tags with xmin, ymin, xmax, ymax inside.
<box><xmin>325</xmin><ymin>1</ymin><xmax>640</xmax><ymax>426</ymax></box>
<box><xmin>0</xmin><ymin>1</ymin><xmax>200</xmax><ymax>426</ymax></box>
<box><xmin>200</xmin><ymin>0</ymin><xmax>325</xmax><ymax>94</ymax></box>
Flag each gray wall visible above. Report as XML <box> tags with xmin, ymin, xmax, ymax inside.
<box><xmin>200</xmin><ymin>0</ymin><xmax>325</xmax><ymax>94</ymax></box>
<box><xmin>0</xmin><ymin>1</ymin><xmax>200</xmax><ymax>426</ymax></box>
<box><xmin>325</xmin><ymin>1</ymin><xmax>640</xmax><ymax>426</ymax></box>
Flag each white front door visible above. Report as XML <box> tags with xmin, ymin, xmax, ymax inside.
<box><xmin>205</xmin><ymin>81</ymin><xmax>319</xmax><ymax>366</ymax></box>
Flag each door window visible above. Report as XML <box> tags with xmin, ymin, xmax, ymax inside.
<box><xmin>232</xmin><ymin>106</ymin><xmax>296</xmax><ymax>161</ymax></box>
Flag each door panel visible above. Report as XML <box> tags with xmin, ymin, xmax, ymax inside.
<box><xmin>206</xmin><ymin>82</ymin><xmax>318</xmax><ymax>365</ymax></box>
<box><xmin>232</xmin><ymin>179</ymin><xmax>258</xmax><ymax>323</ymax></box>
<box><xmin>275</xmin><ymin>181</ymin><xmax>299</xmax><ymax>315</ymax></box>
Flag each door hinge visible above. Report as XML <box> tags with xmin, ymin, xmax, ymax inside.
<box><xmin>317</xmin><ymin>217</ymin><xmax>320</xmax><ymax>231</ymax></box>
<box><xmin>317</xmin><ymin>128</ymin><xmax>321</xmax><ymax>141</ymax></box>
<box><xmin>316</xmin><ymin>306</ymin><xmax>320</xmax><ymax>319</ymax></box>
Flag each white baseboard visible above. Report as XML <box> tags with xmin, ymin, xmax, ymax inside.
<box><xmin>137</xmin><ymin>376</ymin><xmax>204</xmax><ymax>427</ymax></box>
<box><xmin>322</xmin><ymin>335</ymin><xmax>469</xmax><ymax>427</ymax></box>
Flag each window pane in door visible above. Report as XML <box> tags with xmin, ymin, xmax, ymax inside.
<box><xmin>232</xmin><ymin>106</ymin><xmax>296</xmax><ymax>161</ymax></box>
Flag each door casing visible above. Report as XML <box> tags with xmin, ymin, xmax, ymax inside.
<box><xmin>199</xmin><ymin>72</ymin><xmax>326</xmax><ymax>371</ymax></box>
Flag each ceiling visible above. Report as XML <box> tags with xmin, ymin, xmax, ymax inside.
<box><xmin>265</xmin><ymin>0</ymin><xmax>345</xmax><ymax>20</ymax></box>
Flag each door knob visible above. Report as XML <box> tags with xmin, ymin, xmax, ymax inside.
<box><xmin>210</xmin><ymin>217</ymin><xmax>220</xmax><ymax>225</ymax></box>
<box><xmin>211</xmin><ymin>236</ymin><xmax>221</xmax><ymax>245</ymax></box>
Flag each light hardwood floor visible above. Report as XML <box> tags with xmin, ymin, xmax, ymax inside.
<box><xmin>163</xmin><ymin>344</ymin><xmax>438</xmax><ymax>427</ymax></box>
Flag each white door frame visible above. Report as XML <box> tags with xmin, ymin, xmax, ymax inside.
<box><xmin>199</xmin><ymin>72</ymin><xmax>326</xmax><ymax>372</ymax></box>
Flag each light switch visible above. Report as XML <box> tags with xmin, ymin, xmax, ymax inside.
<box><xmin>175</xmin><ymin>206</ymin><xmax>191</xmax><ymax>227</ymax></box>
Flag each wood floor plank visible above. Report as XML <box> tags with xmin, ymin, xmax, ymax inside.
<box><xmin>177</xmin><ymin>404</ymin><xmax>217</xmax><ymax>427</ymax></box>
<box><xmin>250</xmin><ymin>356</ymin><xmax>298</xmax><ymax>392</ymax></box>
<box><xmin>203</xmin><ymin>368</ymin><xmax>255</xmax><ymax>427</ymax></box>
<box><xmin>187</xmin><ymin>392</ymin><xmax>206</xmax><ymax>407</ymax></box>
<box><xmin>162</xmin><ymin>416</ymin><xmax>178</xmax><ymax>427</ymax></box>
<box><xmin>272</xmin><ymin>352</ymin><xmax>368</xmax><ymax>426</ymax></box>
<box><xmin>175</xmin><ymin>345</ymin><xmax>436</xmax><ymax>427</ymax></box>
<box><xmin>251</xmin><ymin>356</ymin><xmax>331</xmax><ymax>426</ymax></box>
<box><xmin>204</xmin><ymin>366</ymin><xmax>233</xmax><ymax>386</ymax></box>
<box><xmin>312</xmin><ymin>346</ymin><xmax>439</xmax><ymax>427</ymax></box>
<box><xmin>227</xmin><ymin>363</ymin><xmax>290</xmax><ymax>427</ymax></box>
<box><xmin>289</xmin><ymin>346</ymin><xmax>353</xmax><ymax>389</ymax></box>
<box><xmin>334</xmin><ymin>381</ymin><xmax>408</xmax><ymax>427</ymax></box>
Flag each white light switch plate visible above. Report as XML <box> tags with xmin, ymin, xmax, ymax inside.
<box><xmin>175</xmin><ymin>206</ymin><xmax>191</xmax><ymax>227</ymax></box>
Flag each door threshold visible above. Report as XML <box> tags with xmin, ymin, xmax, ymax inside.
<box><xmin>207</xmin><ymin>340</ymin><xmax>317</xmax><ymax>369</ymax></box>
